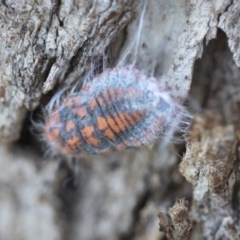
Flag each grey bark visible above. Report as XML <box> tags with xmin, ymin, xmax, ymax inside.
<box><xmin>1</xmin><ymin>1</ymin><xmax>240</xmax><ymax>240</ymax></box>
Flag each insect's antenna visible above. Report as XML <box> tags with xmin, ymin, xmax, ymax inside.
<box><xmin>132</xmin><ymin>0</ymin><xmax>147</xmax><ymax>67</ymax></box>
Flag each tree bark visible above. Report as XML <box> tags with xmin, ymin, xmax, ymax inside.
<box><xmin>1</xmin><ymin>1</ymin><xmax>240</xmax><ymax>240</ymax></box>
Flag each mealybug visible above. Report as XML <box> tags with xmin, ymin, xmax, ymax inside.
<box><xmin>42</xmin><ymin>67</ymin><xmax>191</xmax><ymax>156</ymax></box>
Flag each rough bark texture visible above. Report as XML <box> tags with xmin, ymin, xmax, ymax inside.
<box><xmin>1</xmin><ymin>1</ymin><xmax>240</xmax><ymax>240</ymax></box>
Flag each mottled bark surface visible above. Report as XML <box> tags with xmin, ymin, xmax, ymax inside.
<box><xmin>1</xmin><ymin>1</ymin><xmax>240</xmax><ymax>240</ymax></box>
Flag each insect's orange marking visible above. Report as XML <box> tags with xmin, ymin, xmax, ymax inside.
<box><xmin>63</xmin><ymin>145</ymin><xmax>73</xmax><ymax>154</ymax></box>
<box><xmin>87</xmin><ymin>136</ymin><xmax>100</xmax><ymax>147</ymax></box>
<box><xmin>89</xmin><ymin>98</ymin><xmax>97</xmax><ymax>110</ymax></box>
<box><xmin>117</xmin><ymin>88</ymin><xmax>123</xmax><ymax>99</ymax></box>
<box><xmin>65</xmin><ymin>96</ymin><xmax>75</xmax><ymax>107</ymax></box>
<box><xmin>66</xmin><ymin>95</ymin><xmax>83</xmax><ymax>107</ymax></box>
<box><xmin>146</xmin><ymin>132</ymin><xmax>155</xmax><ymax>142</ymax></box>
<box><xmin>106</xmin><ymin>116</ymin><xmax>120</xmax><ymax>133</ymax></box>
<box><xmin>45</xmin><ymin>113</ymin><xmax>61</xmax><ymax>140</ymax></box>
<box><xmin>118</xmin><ymin>113</ymin><xmax>131</xmax><ymax>129</ymax></box>
<box><xmin>74</xmin><ymin>97</ymin><xmax>83</xmax><ymax>107</ymax></box>
<box><xmin>51</xmin><ymin>128</ymin><xmax>60</xmax><ymax>139</ymax></box>
<box><xmin>109</xmin><ymin>87</ymin><xmax>115</xmax><ymax>100</ymax></box>
<box><xmin>116</xmin><ymin>142</ymin><xmax>126</xmax><ymax>150</ymax></box>
<box><xmin>113</xmin><ymin>114</ymin><xmax>126</xmax><ymax>131</ymax></box>
<box><xmin>67</xmin><ymin>136</ymin><xmax>81</xmax><ymax>148</ymax></box>
<box><xmin>97</xmin><ymin>116</ymin><xmax>108</xmax><ymax>130</ymax></box>
<box><xmin>81</xmin><ymin>126</ymin><xmax>94</xmax><ymax>138</ymax></box>
<box><xmin>126</xmin><ymin>87</ymin><xmax>132</xmax><ymax>98</ymax></box>
<box><xmin>103</xmin><ymin>128</ymin><xmax>115</xmax><ymax>140</ymax></box>
<box><xmin>66</xmin><ymin>120</ymin><xmax>75</xmax><ymax>132</ymax></box>
<box><xmin>49</xmin><ymin>112</ymin><xmax>60</xmax><ymax>123</ymax></box>
<box><xmin>46</xmin><ymin>127</ymin><xmax>60</xmax><ymax>141</ymax></box>
<box><xmin>131</xmin><ymin>111</ymin><xmax>144</xmax><ymax>122</ymax></box>
<box><xmin>124</xmin><ymin>112</ymin><xmax>136</xmax><ymax>126</ymax></box>
<box><xmin>103</xmin><ymin>90</ymin><xmax>110</xmax><ymax>102</ymax></box>
<box><xmin>72</xmin><ymin>108</ymin><xmax>88</xmax><ymax>118</ymax></box>
<box><xmin>97</xmin><ymin>96</ymin><xmax>105</xmax><ymax>106</ymax></box>
<box><xmin>157</xmin><ymin>119</ymin><xmax>164</xmax><ymax>127</ymax></box>
<box><xmin>136</xmin><ymin>90</ymin><xmax>142</xmax><ymax>99</ymax></box>
<box><xmin>133</xmin><ymin>140</ymin><xmax>143</xmax><ymax>147</ymax></box>
<box><xmin>99</xmin><ymin>148</ymin><xmax>111</xmax><ymax>155</ymax></box>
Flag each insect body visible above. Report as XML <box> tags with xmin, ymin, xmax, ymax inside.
<box><xmin>44</xmin><ymin>67</ymin><xmax>187</xmax><ymax>156</ymax></box>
